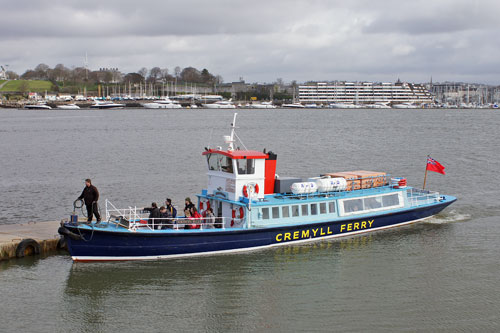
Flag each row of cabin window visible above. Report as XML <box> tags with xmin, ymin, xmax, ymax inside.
<box><xmin>261</xmin><ymin>201</ymin><xmax>336</xmax><ymax>220</ymax></box>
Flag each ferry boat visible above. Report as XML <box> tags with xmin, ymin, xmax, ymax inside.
<box><xmin>59</xmin><ymin>114</ymin><xmax>456</xmax><ymax>262</ymax></box>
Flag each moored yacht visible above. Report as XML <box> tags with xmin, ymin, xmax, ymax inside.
<box><xmin>90</xmin><ymin>101</ymin><xmax>125</xmax><ymax>109</ymax></box>
<box><xmin>281</xmin><ymin>102</ymin><xmax>305</xmax><ymax>108</ymax></box>
<box><xmin>57</xmin><ymin>103</ymin><xmax>80</xmax><ymax>110</ymax></box>
<box><xmin>24</xmin><ymin>103</ymin><xmax>52</xmax><ymax>110</ymax></box>
<box><xmin>143</xmin><ymin>97</ymin><xmax>182</xmax><ymax>109</ymax></box>
<box><xmin>203</xmin><ymin>99</ymin><xmax>236</xmax><ymax>109</ymax></box>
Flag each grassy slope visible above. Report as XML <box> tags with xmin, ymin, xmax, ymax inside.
<box><xmin>0</xmin><ymin>80</ymin><xmax>54</xmax><ymax>92</ymax></box>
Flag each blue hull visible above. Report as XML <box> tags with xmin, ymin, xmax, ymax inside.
<box><xmin>65</xmin><ymin>197</ymin><xmax>455</xmax><ymax>261</ymax></box>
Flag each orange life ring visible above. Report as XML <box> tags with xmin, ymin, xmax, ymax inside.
<box><xmin>239</xmin><ymin>207</ymin><xmax>244</xmax><ymax>218</ymax></box>
<box><xmin>243</xmin><ymin>183</ymin><xmax>259</xmax><ymax>197</ymax></box>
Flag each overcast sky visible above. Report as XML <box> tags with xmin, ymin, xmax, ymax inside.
<box><xmin>1</xmin><ymin>0</ymin><xmax>499</xmax><ymax>84</ymax></box>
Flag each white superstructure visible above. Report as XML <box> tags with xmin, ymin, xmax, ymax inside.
<box><xmin>299</xmin><ymin>81</ymin><xmax>433</xmax><ymax>106</ymax></box>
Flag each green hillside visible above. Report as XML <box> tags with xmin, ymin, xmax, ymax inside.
<box><xmin>0</xmin><ymin>80</ymin><xmax>55</xmax><ymax>92</ymax></box>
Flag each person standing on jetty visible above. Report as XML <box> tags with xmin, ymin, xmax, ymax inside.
<box><xmin>77</xmin><ymin>179</ymin><xmax>101</xmax><ymax>224</ymax></box>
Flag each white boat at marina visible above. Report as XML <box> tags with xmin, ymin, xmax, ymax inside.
<box><xmin>329</xmin><ymin>103</ymin><xmax>362</xmax><ymax>109</ymax></box>
<box><xmin>304</xmin><ymin>103</ymin><xmax>319</xmax><ymax>108</ymax></box>
<box><xmin>365</xmin><ymin>102</ymin><xmax>391</xmax><ymax>109</ymax></box>
<box><xmin>392</xmin><ymin>102</ymin><xmax>418</xmax><ymax>109</ymax></box>
<box><xmin>281</xmin><ymin>102</ymin><xmax>305</xmax><ymax>108</ymax></box>
<box><xmin>143</xmin><ymin>98</ymin><xmax>182</xmax><ymax>109</ymax></box>
<box><xmin>57</xmin><ymin>104</ymin><xmax>80</xmax><ymax>110</ymax></box>
<box><xmin>203</xmin><ymin>100</ymin><xmax>236</xmax><ymax>109</ymax></box>
<box><xmin>24</xmin><ymin>103</ymin><xmax>52</xmax><ymax>110</ymax></box>
<box><xmin>250</xmin><ymin>101</ymin><xmax>276</xmax><ymax>109</ymax></box>
<box><xmin>90</xmin><ymin>101</ymin><xmax>125</xmax><ymax>109</ymax></box>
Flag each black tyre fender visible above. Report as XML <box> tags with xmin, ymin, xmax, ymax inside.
<box><xmin>57</xmin><ymin>235</ymin><xmax>67</xmax><ymax>250</ymax></box>
<box><xmin>15</xmin><ymin>238</ymin><xmax>41</xmax><ymax>258</ymax></box>
<box><xmin>58</xmin><ymin>226</ymin><xmax>83</xmax><ymax>241</ymax></box>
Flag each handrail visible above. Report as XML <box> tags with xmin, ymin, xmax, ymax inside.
<box><xmin>406</xmin><ymin>188</ymin><xmax>441</xmax><ymax>207</ymax></box>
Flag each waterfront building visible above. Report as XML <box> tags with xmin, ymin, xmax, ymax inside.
<box><xmin>298</xmin><ymin>81</ymin><xmax>433</xmax><ymax>106</ymax></box>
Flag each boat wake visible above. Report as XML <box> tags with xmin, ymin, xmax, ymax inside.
<box><xmin>425</xmin><ymin>209</ymin><xmax>472</xmax><ymax>224</ymax></box>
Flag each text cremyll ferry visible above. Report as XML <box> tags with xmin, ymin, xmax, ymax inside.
<box><xmin>59</xmin><ymin>113</ymin><xmax>456</xmax><ymax>262</ymax></box>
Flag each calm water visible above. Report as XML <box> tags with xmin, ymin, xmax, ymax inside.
<box><xmin>0</xmin><ymin>108</ymin><xmax>499</xmax><ymax>332</ymax></box>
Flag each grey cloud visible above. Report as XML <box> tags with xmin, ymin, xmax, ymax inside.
<box><xmin>1</xmin><ymin>0</ymin><xmax>500</xmax><ymax>84</ymax></box>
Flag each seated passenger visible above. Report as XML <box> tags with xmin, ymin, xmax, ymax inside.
<box><xmin>184</xmin><ymin>197</ymin><xmax>195</xmax><ymax>216</ymax></box>
<box><xmin>185</xmin><ymin>206</ymin><xmax>202</xmax><ymax>229</ymax></box>
<box><xmin>205</xmin><ymin>207</ymin><xmax>216</xmax><ymax>229</ymax></box>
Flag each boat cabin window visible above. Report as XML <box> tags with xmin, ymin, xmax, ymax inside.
<box><xmin>262</xmin><ymin>208</ymin><xmax>270</xmax><ymax>220</ymax></box>
<box><xmin>292</xmin><ymin>205</ymin><xmax>300</xmax><ymax>217</ymax></box>
<box><xmin>328</xmin><ymin>201</ymin><xmax>336</xmax><ymax>213</ymax></box>
<box><xmin>382</xmin><ymin>194</ymin><xmax>400</xmax><ymax>207</ymax></box>
<box><xmin>301</xmin><ymin>204</ymin><xmax>308</xmax><ymax>216</ymax></box>
<box><xmin>236</xmin><ymin>159</ymin><xmax>255</xmax><ymax>175</ymax></box>
<box><xmin>341</xmin><ymin>193</ymin><xmax>402</xmax><ymax>216</ymax></box>
<box><xmin>282</xmin><ymin>206</ymin><xmax>290</xmax><ymax>218</ymax></box>
<box><xmin>206</xmin><ymin>153</ymin><xmax>233</xmax><ymax>173</ymax></box>
<box><xmin>272</xmin><ymin>207</ymin><xmax>280</xmax><ymax>219</ymax></box>
<box><xmin>310</xmin><ymin>203</ymin><xmax>318</xmax><ymax>215</ymax></box>
<box><xmin>319</xmin><ymin>202</ymin><xmax>327</xmax><ymax>214</ymax></box>
<box><xmin>343</xmin><ymin>198</ymin><xmax>364</xmax><ymax>213</ymax></box>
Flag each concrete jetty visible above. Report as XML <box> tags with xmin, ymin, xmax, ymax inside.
<box><xmin>0</xmin><ymin>221</ymin><xmax>63</xmax><ymax>260</ymax></box>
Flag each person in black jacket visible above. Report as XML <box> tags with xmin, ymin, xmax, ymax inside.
<box><xmin>77</xmin><ymin>178</ymin><xmax>101</xmax><ymax>223</ymax></box>
<box><xmin>143</xmin><ymin>202</ymin><xmax>160</xmax><ymax>229</ymax></box>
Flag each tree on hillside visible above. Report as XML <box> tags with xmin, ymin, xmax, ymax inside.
<box><xmin>138</xmin><ymin>67</ymin><xmax>148</xmax><ymax>79</ymax></box>
<box><xmin>174</xmin><ymin>66</ymin><xmax>181</xmax><ymax>79</ymax></box>
<box><xmin>180</xmin><ymin>67</ymin><xmax>202</xmax><ymax>83</ymax></box>
<box><xmin>34</xmin><ymin>63</ymin><xmax>50</xmax><ymax>79</ymax></box>
<box><xmin>148</xmin><ymin>67</ymin><xmax>162</xmax><ymax>83</ymax></box>
<box><xmin>201</xmin><ymin>68</ymin><xmax>215</xmax><ymax>84</ymax></box>
<box><xmin>123</xmin><ymin>72</ymin><xmax>144</xmax><ymax>84</ymax></box>
<box><xmin>21</xmin><ymin>70</ymin><xmax>37</xmax><ymax>80</ymax></box>
<box><xmin>6</xmin><ymin>71</ymin><xmax>19</xmax><ymax>79</ymax></box>
<box><xmin>51</xmin><ymin>64</ymin><xmax>70</xmax><ymax>81</ymax></box>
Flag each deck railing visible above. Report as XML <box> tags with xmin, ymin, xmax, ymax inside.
<box><xmin>406</xmin><ymin>188</ymin><xmax>441</xmax><ymax>207</ymax></box>
<box><xmin>104</xmin><ymin>199</ymin><xmax>237</xmax><ymax>230</ymax></box>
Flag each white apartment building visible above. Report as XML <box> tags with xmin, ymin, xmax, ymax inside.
<box><xmin>299</xmin><ymin>81</ymin><xmax>433</xmax><ymax>105</ymax></box>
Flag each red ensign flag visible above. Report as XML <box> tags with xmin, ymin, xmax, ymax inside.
<box><xmin>426</xmin><ymin>157</ymin><xmax>446</xmax><ymax>175</ymax></box>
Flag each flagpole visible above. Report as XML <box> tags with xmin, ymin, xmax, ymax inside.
<box><xmin>423</xmin><ymin>168</ymin><xmax>428</xmax><ymax>190</ymax></box>
<box><xmin>423</xmin><ymin>155</ymin><xmax>429</xmax><ymax>189</ymax></box>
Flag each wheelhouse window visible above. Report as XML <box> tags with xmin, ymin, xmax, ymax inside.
<box><xmin>206</xmin><ymin>153</ymin><xmax>233</xmax><ymax>173</ymax></box>
<box><xmin>236</xmin><ymin>159</ymin><xmax>255</xmax><ymax>175</ymax></box>
<box><xmin>382</xmin><ymin>194</ymin><xmax>400</xmax><ymax>207</ymax></box>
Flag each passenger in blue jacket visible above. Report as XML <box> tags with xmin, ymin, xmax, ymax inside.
<box><xmin>165</xmin><ymin>198</ymin><xmax>177</xmax><ymax>218</ymax></box>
